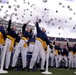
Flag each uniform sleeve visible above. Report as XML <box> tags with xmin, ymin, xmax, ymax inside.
<box><xmin>35</xmin><ymin>22</ymin><xmax>42</xmax><ymax>33</ymax></box>
<box><xmin>66</xmin><ymin>50</ymin><xmax>69</xmax><ymax>57</ymax></box>
<box><xmin>15</xmin><ymin>34</ymin><xmax>18</xmax><ymax>40</ymax></box>
<box><xmin>67</xmin><ymin>42</ymin><xmax>70</xmax><ymax>50</ymax></box>
<box><xmin>50</xmin><ymin>44</ymin><xmax>53</xmax><ymax>49</ymax></box>
<box><xmin>7</xmin><ymin>20</ymin><xmax>11</xmax><ymax>32</ymax></box>
<box><xmin>22</xmin><ymin>24</ymin><xmax>27</xmax><ymax>34</ymax></box>
<box><xmin>54</xmin><ymin>45</ymin><xmax>58</xmax><ymax>50</ymax></box>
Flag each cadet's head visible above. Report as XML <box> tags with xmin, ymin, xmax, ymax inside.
<box><xmin>60</xmin><ymin>45</ymin><xmax>63</xmax><ymax>48</ymax></box>
<box><xmin>12</xmin><ymin>25</ymin><xmax>16</xmax><ymax>30</ymax></box>
<box><xmin>55</xmin><ymin>43</ymin><xmax>58</xmax><ymax>45</ymax></box>
<box><xmin>27</xmin><ymin>27</ymin><xmax>32</xmax><ymax>33</ymax></box>
<box><xmin>42</xmin><ymin>27</ymin><xmax>46</xmax><ymax>32</ymax></box>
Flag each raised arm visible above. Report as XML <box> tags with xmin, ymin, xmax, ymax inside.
<box><xmin>3</xmin><ymin>29</ymin><xmax>6</xmax><ymax>40</ymax></box>
<box><xmin>35</xmin><ymin>16</ymin><xmax>42</xmax><ymax>33</ymax></box>
<box><xmin>22</xmin><ymin>24</ymin><xmax>27</xmax><ymax>34</ymax></box>
<box><xmin>7</xmin><ymin>16</ymin><xmax>12</xmax><ymax>31</ymax></box>
<box><xmin>22</xmin><ymin>20</ymin><xmax>31</xmax><ymax>34</ymax></box>
<box><xmin>67</xmin><ymin>39</ymin><xmax>70</xmax><ymax>49</ymax></box>
<box><xmin>35</xmin><ymin>22</ymin><xmax>42</xmax><ymax>33</ymax></box>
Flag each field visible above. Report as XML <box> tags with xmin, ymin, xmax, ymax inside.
<box><xmin>0</xmin><ymin>68</ymin><xmax>76</xmax><ymax>75</ymax></box>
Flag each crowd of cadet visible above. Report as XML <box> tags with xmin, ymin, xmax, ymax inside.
<box><xmin>0</xmin><ymin>15</ymin><xmax>76</xmax><ymax>71</ymax></box>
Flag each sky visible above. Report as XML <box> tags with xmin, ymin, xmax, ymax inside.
<box><xmin>0</xmin><ymin>0</ymin><xmax>76</xmax><ymax>38</ymax></box>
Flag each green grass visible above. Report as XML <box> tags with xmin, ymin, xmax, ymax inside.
<box><xmin>0</xmin><ymin>68</ymin><xmax>76</xmax><ymax>75</ymax></box>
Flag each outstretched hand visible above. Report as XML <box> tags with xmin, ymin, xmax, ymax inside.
<box><xmin>36</xmin><ymin>16</ymin><xmax>39</xmax><ymax>22</ymax></box>
<box><xmin>10</xmin><ymin>15</ymin><xmax>13</xmax><ymax>20</ymax></box>
<box><xmin>26</xmin><ymin>20</ymin><xmax>31</xmax><ymax>24</ymax></box>
<box><xmin>36</xmin><ymin>16</ymin><xmax>41</xmax><ymax>23</ymax></box>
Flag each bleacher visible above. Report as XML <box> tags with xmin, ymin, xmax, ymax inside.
<box><xmin>49</xmin><ymin>37</ymin><xmax>76</xmax><ymax>42</ymax></box>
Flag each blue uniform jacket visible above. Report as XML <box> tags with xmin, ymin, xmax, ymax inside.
<box><xmin>7</xmin><ymin>20</ymin><xmax>16</xmax><ymax>38</ymax></box>
<box><xmin>36</xmin><ymin>22</ymin><xmax>50</xmax><ymax>45</ymax></box>
<box><xmin>22</xmin><ymin>24</ymin><xmax>32</xmax><ymax>39</ymax></box>
<box><xmin>0</xmin><ymin>26</ymin><xmax>5</xmax><ymax>40</ymax></box>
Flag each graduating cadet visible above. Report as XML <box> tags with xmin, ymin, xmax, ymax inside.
<box><xmin>58</xmin><ymin>44</ymin><xmax>63</xmax><ymax>68</ymax></box>
<box><xmin>73</xmin><ymin>44</ymin><xmax>76</xmax><ymax>68</ymax></box>
<box><xmin>4</xmin><ymin>15</ymin><xmax>17</xmax><ymax>70</ymax></box>
<box><xmin>29</xmin><ymin>16</ymin><xmax>52</xmax><ymax>71</ymax></box>
<box><xmin>54</xmin><ymin>42</ymin><xmax>59</xmax><ymax>68</ymax></box>
<box><xmin>26</xmin><ymin>35</ymin><xmax>35</xmax><ymax>68</ymax></box>
<box><xmin>62</xmin><ymin>45</ymin><xmax>68</xmax><ymax>68</ymax></box>
<box><xmin>67</xmin><ymin>41</ymin><xmax>74</xmax><ymax>69</ymax></box>
<box><xmin>14</xmin><ymin>20</ymin><xmax>32</xmax><ymax>70</ymax></box>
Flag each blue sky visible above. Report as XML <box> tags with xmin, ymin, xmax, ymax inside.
<box><xmin>0</xmin><ymin>0</ymin><xmax>76</xmax><ymax>38</ymax></box>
